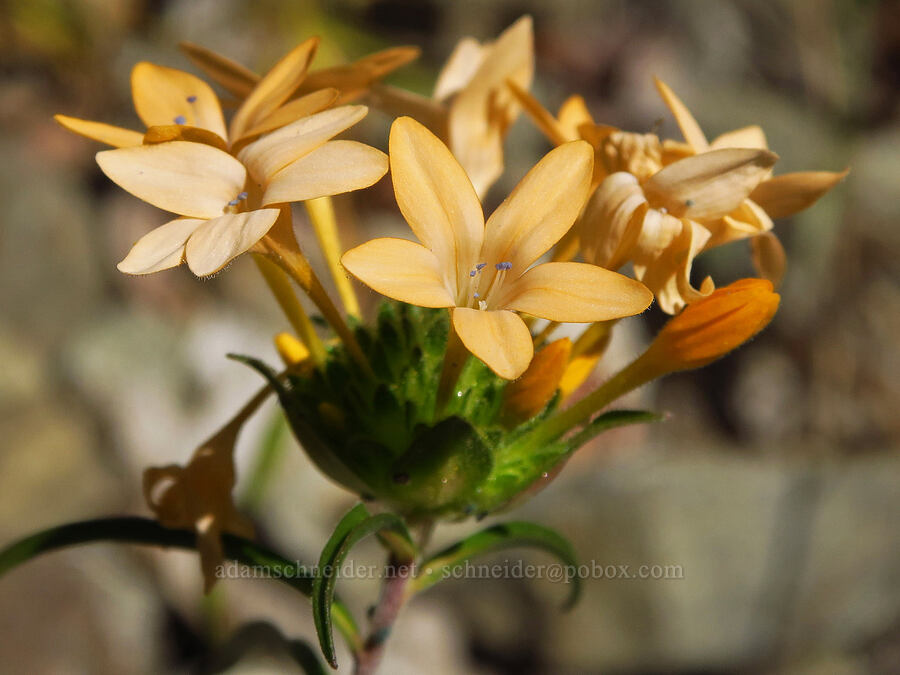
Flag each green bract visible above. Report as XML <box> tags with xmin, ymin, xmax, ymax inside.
<box><xmin>236</xmin><ymin>302</ymin><xmax>658</xmax><ymax>519</ymax></box>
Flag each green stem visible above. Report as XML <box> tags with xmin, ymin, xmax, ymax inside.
<box><xmin>0</xmin><ymin>516</ymin><xmax>362</xmax><ymax>654</ymax></box>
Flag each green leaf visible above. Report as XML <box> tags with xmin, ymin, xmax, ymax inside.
<box><xmin>412</xmin><ymin>521</ymin><xmax>582</xmax><ymax>609</ymax></box>
<box><xmin>565</xmin><ymin>409</ymin><xmax>663</xmax><ymax>450</ymax></box>
<box><xmin>313</xmin><ymin>505</ymin><xmax>414</xmax><ymax>668</ymax></box>
<box><xmin>0</xmin><ymin>517</ymin><xmax>360</xmax><ymax>653</ymax></box>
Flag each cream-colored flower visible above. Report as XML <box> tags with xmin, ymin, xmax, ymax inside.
<box><xmin>579</xmin><ymin>147</ymin><xmax>778</xmax><ymax>313</ymax></box>
<box><xmin>654</xmin><ymin>78</ymin><xmax>848</xmax><ymax>283</ymax></box>
<box><xmin>98</xmin><ymin>105</ymin><xmax>387</xmax><ymax>276</ymax></box>
<box><xmin>369</xmin><ymin>16</ymin><xmax>534</xmax><ymax>198</ymax></box>
<box><xmin>342</xmin><ymin>117</ymin><xmax>652</xmax><ymax>379</ymax></box>
<box><xmin>56</xmin><ymin>38</ymin><xmax>338</xmax><ymax>151</ymax></box>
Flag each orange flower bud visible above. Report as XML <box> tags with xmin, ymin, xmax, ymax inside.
<box><xmin>501</xmin><ymin>338</ymin><xmax>572</xmax><ymax>427</ymax></box>
<box><xmin>643</xmin><ymin>278</ymin><xmax>780</xmax><ymax>372</ymax></box>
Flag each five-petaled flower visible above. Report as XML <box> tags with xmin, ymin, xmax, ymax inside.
<box><xmin>342</xmin><ymin>116</ymin><xmax>653</xmax><ymax>380</ymax></box>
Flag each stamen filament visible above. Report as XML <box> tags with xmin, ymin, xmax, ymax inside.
<box><xmin>304</xmin><ymin>196</ymin><xmax>361</xmax><ymax>320</ymax></box>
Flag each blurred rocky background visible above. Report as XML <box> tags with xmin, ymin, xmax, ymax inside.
<box><xmin>1</xmin><ymin>0</ymin><xmax>898</xmax><ymax>673</ymax></box>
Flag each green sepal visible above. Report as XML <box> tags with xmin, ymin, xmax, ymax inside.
<box><xmin>412</xmin><ymin>520</ymin><xmax>581</xmax><ymax>609</ymax></box>
<box><xmin>313</xmin><ymin>504</ymin><xmax>414</xmax><ymax>668</ymax></box>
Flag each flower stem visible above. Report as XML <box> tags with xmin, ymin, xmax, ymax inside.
<box><xmin>354</xmin><ymin>558</ymin><xmax>413</xmax><ymax>675</ymax></box>
<box><xmin>253</xmin><ymin>254</ymin><xmax>327</xmax><ymax>367</ymax></box>
<box><xmin>304</xmin><ymin>196</ymin><xmax>361</xmax><ymax>319</ymax></box>
<box><xmin>434</xmin><ymin>324</ymin><xmax>468</xmax><ymax>417</ymax></box>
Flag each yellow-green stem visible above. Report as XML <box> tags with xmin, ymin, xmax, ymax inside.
<box><xmin>253</xmin><ymin>254</ymin><xmax>327</xmax><ymax>367</ymax></box>
<box><xmin>304</xmin><ymin>196</ymin><xmax>361</xmax><ymax>319</ymax></box>
<box><xmin>260</xmin><ymin>234</ymin><xmax>372</xmax><ymax>375</ymax></box>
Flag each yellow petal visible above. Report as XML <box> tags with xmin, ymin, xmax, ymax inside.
<box><xmin>748</xmin><ymin>169</ymin><xmax>849</xmax><ymax>219</ymax></box>
<box><xmin>179</xmin><ymin>41</ymin><xmax>260</xmax><ymax>99</ymax></box>
<box><xmin>481</xmin><ymin>141</ymin><xmax>593</xmax><ymax>277</ymax></box>
<box><xmin>578</xmin><ymin>171</ymin><xmax>647</xmax><ymax>269</ymax></box>
<box><xmin>507</xmin><ymin>79</ymin><xmax>570</xmax><ymax>146</ymax></box>
<box><xmin>230</xmin><ymin>37</ymin><xmax>319</xmax><ymax>142</ymax></box>
<box><xmin>54</xmin><ymin>114</ymin><xmax>143</xmax><ymax>148</ymax></box>
<box><xmin>185</xmin><ymin>209</ymin><xmax>280</xmax><ymax>276</ymax></box>
<box><xmin>643</xmin><ymin>148</ymin><xmax>778</xmax><ymax>220</ymax></box>
<box><xmin>117</xmin><ymin>217</ymin><xmax>204</xmax><ymax>274</ymax></box>
<box><xmin>448</xmin><ymin>16</ymin><xmax>534</xmax><ymax>196</ymax></box>
<box><xmin>500</xmin><ymin>262</ymin><xmax>653</xmax><ymax>322</ymax></box>
<box><xmin>704</xmin><ymin>198</ymin><xmax>773</xmax><ymax>249</ymax></box>
<box><xmin>559</xmin><ymin>321</ymin><xmax>614</xmax><ymax>399</ymax></box>
<box><xmin>389</xmin><ymin>116</ymin><xmax>484</xmax><ymax>300</ymax></box>
<box><xmin>239</xmin><ymin>105</ymin><xmax>369</xmax><ymax>184</ymax></box>
<box><xmin>452</xmin><ymin>307</ymin><xmax>533</xmax><ymax>380</ymax></box>
<box><xmin>501</xmin><ymin>338</ymin><xmax>572</xmax><ymax>426</ymax></box>
<box><xmin>262</xmin><ymin>140</ymin><xmax>388</xmax><ymax>206</ymax></box>
<box><xmin>299</xmin><ymin>46</ymin><xmax>421</xmax><ymax>104</ymax></box>
<box><xmin>711</xmin><ymin>125</ymin><xmax>768</xmax><ymax>150</ymax></box>
<box><xmin>341</xmin><ymin>238</ymin><xmax>455</xmax><ymax>308</ymax></box>
<box><xmin>367</xmin><ymin>84</ymin><xmax>449</xmax><ymax>138</ymax></box>
<box><xmin>750</xmin><ymin>232</ymin><xmax>786</xmax><ymax>286</ymax></box>
<box><xmin>96</xmin><ymin>141</ymin><xmax>246</xmax><ymax>218</ymax></box>
<box><xmin>653</xmin><ymin>77</ymin><xmax>708</xmax><ymax>151</ymax></box>
<box><xmin>433</xmin><ymin>37</ymin><xmax>485</xmax><ymax>101</ymax></box>
<box><xmin>238</xmin><ymin>88</ymin><xmax>339</xmax><ymax>141</ymax></box>
<box><xmin>143</xmin><ymin>124</ymin><xmax>228</xmax><ymax>151</ymax></box>
<box><xmin>557</xmin><ymin>95</ymin><xmax>594</xmax><ymax>141</ymax></box>
<box><xmin>130</xmin><ymin>62</ymin><xmax>227</xmax><ymax>139</ymax></box>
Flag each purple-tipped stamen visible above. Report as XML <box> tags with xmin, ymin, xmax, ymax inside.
<box><xmin>238</xmin><ymin>191</ymin><xmax>248</xmax><ymax>200</ymax></box>
<box><xmin>186</xmin><ymin>95</ymin><xmax>197</xmax><ymax>103</ymax></box>
<box><xmin>174</xmin><ymin>115</ymin><xmax>187</xmax><ymax>125</ymax></box>
<box><xmin>476</xmin><ymin>263</ymin><xmax>487</xmax><ymax>270</ymax></box>
<box><xmin>494</xmin><ymin>261</ymin><xmax>512</xmax><ymax>271</ymax></box>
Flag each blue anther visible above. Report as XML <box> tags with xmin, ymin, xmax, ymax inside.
<box><xmin>174</xmin><ymin>115</ymin><xmax>187</xmax><ymax>125</ymax></box>
<box><xmin>186</xmin><ymin>95</ymin><xmax>197</xmax><ymax>103</ymax></box>
<box><xmin>473</xmin><ymin>292</ymin><xmax>480</xmax><ymax>298</ymax></box>
<box><xmin>475</xmin><ymin>262</ymin><xmax>487</xmax><ymax>270</ymax></box>
<box><xmin>227</xmin><ymin>199</ymin><xmax>240</xmax><ymax>206</ymax></box>
<box><xmin>238</xmin><ymin>191</ymin><xmax>248</xmax><ymax>200</ymax></box>
<box><xmin>495</xmin><ymin>261</ymin><xmax>512</xmax><ymax>271</ymax></box>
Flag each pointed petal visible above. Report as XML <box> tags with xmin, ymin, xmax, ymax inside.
<box><xmin>578</xmin><ymin>172</ymin><xmax>647</xmax><ymax>268</ymax></box>
<box><xmin>238</xmin><ymin>88</ymin><xmax>339</xmax><ymax>142</ymax></box>
<box><xmin>389</xmin><ymin>116</ymin><xmax>484</xmax><ymax>300</ymax></box>
<box><xmin>643</xmin><ymin>148</ymin><xmax>778</xmax><ymax>220</ymax></box>
<box><xmin>433</xmin><ymin>37</ymin><xmax>485</xmax><ymax>101</ymax></box>
<box><xmin>117</xmin><ymin>217</ymin><xmax>204</xmax><ymax>274</ymax></box>
<box><xmin>750</xmin><ymin>232</ymin><xmax>786</xmax><ymax>286</ymax></box>
<box><xmin>452</xmin><ymin>307</ymin><xmax>533</xmax><ymax>380</ymax></box>
<box><xmin>131</xmin><ymin>62</ymin><xmax>227</xmax><ymax>139</ymax></box>
<box><xmin>185</xmin><ymin>209</ymin><xmax>280</xmax><ymax>276</ymax></box>
<box><xmin>299</xmin><ymin>46</ymin><xmax>421</xmax><ymax>104</ymax></box>
<box><xmin>482</xmin><ymin>140</ymin><xmax>593</xmax><ymax>276</ymax></box>
<box><xmin>557</xmin><ymin>95</ymin><xmax>594</xmax><ymax>140</ymax></box>
<box><xmin>748</xmin><ymin>169</ymin><xmax>849</xmax><ymax>219</ymax></box>
<box><xmin>230</xmin><ymin>37</ymin><xmax>319</xmax><ymax>141</ymax></box>
<box><xmin>143</xmin><ymin>124</ymin><xmax>228</xmax><ymax>151</ymax></box>
<box><xmin>96</xmin><ymin>141</ymin><xmax>246</xmax><ymax>218</ymax></box>
<box><xmin>507</xmin><ymin>79</ymin><xmax>570</xmax><ymax>146</ymax></box>
<box><xmin>653</xmin><ymin>77</ymin><xmax>708</xmax><ymax>151</ymax></box>
<box><xmin>704</xmin><ymin>198</ymin><xmax>773</xmax><ymax>249</ymax></box>
<box><xmin>179</xmin><ymin>41</ymin><xmax>260</xmax><ymax>99</ymax></box>
<box><xmin>239</xmin><ymin>105</ymin><xmax>368</xmax><ymax>184</ymax></box>
<box><xmin>500</xmin><ymin>262</ymin><xmax>653</xmax><ymax>322</ymax></box>
<box><xmin>262</xmin><ymin>140</ymin><xmax>387</xmax><ymax>206</ymax></box>
<box><xmin>366</xmin><ymin>84</ymin><xmax>449</xmax><ymax>137</ymax></box>
<box><xmin>341</xmin><ymin>238</ymin><xmax>455</xmax><ymax>307</ymax></box>
<box><xmin>448</xmin><ymin>15</ymin><xmax>534</xmax><ymax>196</ymax></box>
<box><xmin>711</xmin><ymin>125</ymin><xmax>768</xmax><ymax>150</ymax></box>
<box><xmin>54</xmin><ymin>114</ymin><xmax>143</xmax><ymax>148</ymax></box>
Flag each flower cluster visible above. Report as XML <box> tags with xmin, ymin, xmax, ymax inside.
<box><xmin>55</xmin><ymin>17</ymin><xmax>840</xmax><ymax>591</ymax></box>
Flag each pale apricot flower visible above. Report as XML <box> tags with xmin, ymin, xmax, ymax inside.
<box><xmin>342</xmin><ymin>117</ymin><xmax>652</xmax><ymax>379</ymax></box>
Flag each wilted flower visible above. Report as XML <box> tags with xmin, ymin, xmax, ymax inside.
<box><xmin>342</xmin><ymin>117</ymin><xmax>651</xmax><ymax>379</ymax></box>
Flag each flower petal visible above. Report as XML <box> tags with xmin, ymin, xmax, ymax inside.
<box><xmin>299</xmin><ymin>46</ymin><xmax>421</xmax><ymax>104</ymax></box>
<box><xmin>433</xmin><ymin>37</ymin><xmax>485</xmax><ymax>101</ymax></box>
<box><xmin>117</xmin><ymin>217</ymin><xmax>204</xmax><ymax>274</ymax></box>
<box><xmin>711</xmin><ymin>125</ymin><xmax>768</xmax><ymax>150</ymax></box>
<box><xmin>239</xmin><ymin>105</ymin><xmax>369</xmax><ymax>184</ymax></box>
<box><xmin>643</xmin><ymin>148</ymin><xmax>778</xmax><ymax>221</ymax></box>
<box><xmin>262</xmin><ymin>140</ymin><xmax>388</xmax><ymax>206</ymax></box>
<box><xmin>653</xmin><ymin>77</ymin><xmax>708</xmax><ymax>152</ymax></box>
<box><xmin>500</xmin><ymin>262</ymin><xmax>653</xmax><ymax>322</ymax></box>
<box><xmin>481</xmin><ymin>140</ymin><xmax>593</xmax><ymax>276</ymax></box>
<box><xmin>557</xmin><ymin>95</ymin><xmax>594</xmax><ymax>141</ymax></box>
<box><xmin>448</xmin><ymin>16</ymin><xmax>534</xmax><ymax>196</ymax></box>
<box><xmin>229</xmin><ymin>37</ymin><xmax>319</xmax><ymax>141</ymax></box>
<box><xmin>578</xmin><ymin>171</ymin><xmax>647</xmax><ymax>269</ymax></box>
<box><xmin>54</xmin><ymin>114</ymin><xmax>143</xmax><ymax>148</ymax></box>
<box><xmin>507</xmin><ymin>79</ymin><xmax>570</xmax><ymax>146</ymax></box>
<box><xmin>750</xmin><ymin>232</ymin><xmax>786</xmax><ymax>286</ymax></box>
<box><xmin>131</xmin><ymin>62</ymin><xmax>227</xmax><ymax>139</ymax></box>
<box><xmin>341</xmin><ymin>238</ymin><xmax>455</xmax><ymax>308</ymax></box>
<box><xmin>96</xmin><ymin>141</ymin><xmax>247</xmax><ymax>218</ymax></box>
<box><xmin>452</xmin><ymin>307</ymin><xmax>533</xmax><ymax>380</ymax></box>
<box><xmin>748</xmin><ymin>169</ymin><xmax>849</xmax><ymax>219</ymax></box>
<box><xmin>179</xmin><ymin>41</ymin><xmax>260</xmax><ymax>99</ymax></box>
<box><xmin>185</xmin><ymin>209</ymin><xmax>280</xmax><ymax>276</ymax></box>
<box><xmin>143</xmin><ymin>124</ymin><xmax>228</xmax><ymax>151</ymax></box>
<box><xmin>239</xmin><ymin>88</ymin><xmax>340</xmax><ymax>141</ymax></box>
<box><xmin>389</xmin><ymin>116</ymin><xmax>484</xmax><ymax>300</ymax></box>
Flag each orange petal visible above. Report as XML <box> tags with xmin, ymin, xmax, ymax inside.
<box><xmin>179</xmin><ymin>41</ymin><xmax>260</xmax><ymax>99</ymax></box>
<box><xmin>341</xmin><ymin>238</ymin><xmax>455</xmax><ymax>308</ymax></box>
<box><xmin>750</xmin><ymin>232</ymin><xmax>786</xmax><ymax>286</ymax></box>
<box><xmin>237</xmin><ymin>88</ymin><xmax>340</xmax><ymax>142</ymax></box>
<box><xmin>299</xmin><ymin>46</ymin><xmax>421</xmax><ymax>104</ymax></box>
<box><xmin>506</xmin><ymin>79</ymin><xmax>570</xmax><ymax>146</ymax></box>
<box><xmin>131</xmin><ymin>62</ymin><xmax>227</xmax><ymax>139</ymax></box>
<box><xmin>143</xmin><ymin>124</ymin><xmax>228</xmax><ymax>151</ymax></box>
<box><xmin>653</xmin><ymin>77</ymin><xmax>708</xmax><ymax>152</ymax></box>
<box><xmin>185</xmin><ymin>209</ymin><xmax>280</xmax><ymax>276</ymax></box>
<box><xmin>452</xmin><ymin>307</ymin><xmax>533</xmax><ymax>380</ymax></box>
<box><xmin>54</xmin><ymin>114</ymin><xmax>143</xmax><ymax>148</ymax></box>
<box><xmin>501</xmin><ymin>338</ymin><xmax>572</xmax><ymax>426</ymax></box>
<box><xmin>748</xmin><ymin>169</ymin><xmax>849</xmax><ymax>219</ymax></box>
